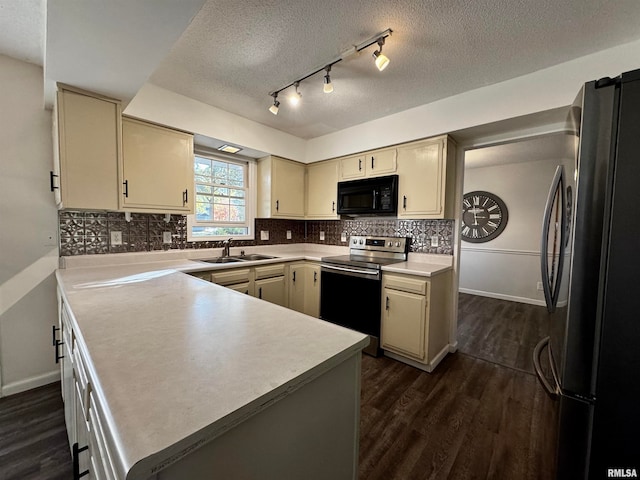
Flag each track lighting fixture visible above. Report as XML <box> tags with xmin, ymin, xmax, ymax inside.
<box><xmin>289</xmin><ymin>82</ymin><xmax>302</xmax><ymax>106</ymax></box>
<box><xmin>267</xmin><ymin>28</ymin><xmax>392</xmax><ymax>114</ymax></box>
<box><xmin>269</xmin><ymin>93</ymin><xmax>280</xmax><ymax>115</ymax></box>
<box><xmin>372</xmin><ymin>37</ymin><xmax>390</xmax><ymax>71</ymax></box>
<box><xmin>323</xmin><ymin>66</ymin><xmax>333</xmax><ymax>93</ymax></box>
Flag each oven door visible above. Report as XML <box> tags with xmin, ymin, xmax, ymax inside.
<box><xmin>320</xmin><ymin>264</ymin><xmax>381</xmax><ymax>355</ymax></box>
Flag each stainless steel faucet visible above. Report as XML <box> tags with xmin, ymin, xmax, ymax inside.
<box><xmin>221</xmin><ymin>238</ymin><xmax>233</xmax><ymax>257</ymax></box>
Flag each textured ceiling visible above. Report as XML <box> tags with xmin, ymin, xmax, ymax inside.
<box><xmin>150</xmin><ymin>0</ymin><xmax>640</xmax><ymax>139</ymax></box>
<box><xmin>0</xmin><ymin>0</ymin><xmax>44</xmax><ymax>65</ymax></box>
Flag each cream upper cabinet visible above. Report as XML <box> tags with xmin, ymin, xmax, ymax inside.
<box><xmin>339</xmin><ymin>147</ymin><xmax>397</xmax><ymax>181</ymax></box>
<box><xmin>120</xmin><ymin>117</ymin><xmax>194</xmax><ymax>213</ymax></box>
<box><xmin>53</xmin><ymin>86</ymin><xmax>121</xmax><ymax>210</ymax></box>
<box><xmin>381</xmin><ymin>271</ymin><xmax>452</xmax><ymax>372</ymax></box>
<box><xmin>396</xmin><ymin>136</ymin><xmax>456</xmax><ymax>219</ymax></box>
<box><xmin>258</xmin><ymin>156</ymin><xmax>305</xmax><ymax>219</ymax></box>
<box><xmin>306</xmin><ymin>159</ymin><xmax>339</xmax><ymax>219</ymax></box>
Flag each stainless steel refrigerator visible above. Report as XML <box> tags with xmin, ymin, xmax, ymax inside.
<box><xmin>534</xmin><ymin>68</ymin><xmax>640</xmax><ymax>479</ymax></box>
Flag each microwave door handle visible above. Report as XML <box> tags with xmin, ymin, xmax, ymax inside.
<box><xmin>373</xmin><ymin>189</ymin><xmax>378</xmax><ymax>209</ymax></box>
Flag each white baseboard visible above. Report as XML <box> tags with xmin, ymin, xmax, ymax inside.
<box><xmin>383</xmin><ymin>343</ymin><xmax>452</xmax><ymax>373</ymax></box>
<box><xmin>1</xmin><ymin>369</ymin><xmax>60</xmax><ymax>397</ymax></box>
<box><xmin>458</xmin><ymin>288</ymin><xmax>546</xmax><ymax>307</ymax></box>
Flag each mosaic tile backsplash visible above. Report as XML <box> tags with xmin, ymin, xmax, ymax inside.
<box><xmin>59</xmin><ymin>211</ymin><xmax>454</xmax><ymax>256</ymax></box>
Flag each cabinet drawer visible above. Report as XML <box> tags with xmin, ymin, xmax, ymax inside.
<box><xmin>211</xmin><ymin>268</ymin><xmax>251</xmax><ymax>286</ymax></box>
<box><xmin>383</xmin><ymin>274</ymin><xmax>428</xmax><ymax>296</ymax></box>
<box><xmin>254</xmin><ymin>263</ymin><xmax>285</xmax><ymax>280</ymax></box>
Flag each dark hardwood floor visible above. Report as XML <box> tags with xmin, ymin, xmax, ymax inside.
<box><xmin>0</xmin><ymin>294</ymin><xmax>556</xmax><ymax>480</ymax></box>
<box><xmin>0</xmin><ymin>382</ymin><xmax>72</xmax><ymax>480</ymax></box>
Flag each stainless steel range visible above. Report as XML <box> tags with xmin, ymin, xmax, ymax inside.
<box><xmin>320</xmin><ymin>235</ymin><xmax>409</xmax><ymax>356</ymax></box>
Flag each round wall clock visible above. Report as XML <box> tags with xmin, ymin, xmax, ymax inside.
<box><xmin>461</xmin><ymin>191</ymin><xmax>509</xmax><ymax>243</ymax></box>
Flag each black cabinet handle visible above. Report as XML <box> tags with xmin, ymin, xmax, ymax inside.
<box><xmin>293</xmin><ymin>271</ymin><xmax>296</xmax><ymax>282</ymax></box>
<box><xmin>371</xmin><ymin>156</ymin><xmax>374</xmax><ymax>169</ymax></box>
<box><xmin>52</xmin><ymin>325</ymin><xmax>60</xmax><ymax>346</ymax></box>
<box><xmin>386</xmin><ymin>296</ymin><xmax>390</xmax><ymax>310</ymax></box>
<box><xmin>358</xmin><ymin>159</ymin><xmax>362</xmax><ymax>171</ymax></box>
<box><xmin>183</xmin><ymin>189</ymin><xmax>188</xmax><ymax>206</ymax></box>
<box><xmin>258</xmin><ymin>287</ymin><xmax>262</xmax><ymax>299</ymax></box>
<box><xmin>244</xmin><ymin>290</ymin><xmax>249</xmax><ymax>295</ymax></box>
<box><xmin>314</xmin><ymin>271</ymin><xmax>317</xmax><ymax>283</ymax></box>
<box><xmin>276</xmin><ymin>200</ymin><xmax>279</xmax><ymax>211</ymax></box>
<box><xmin>50</xmin><ymin>171</ymin><xmax>59</xmax><ymax>192</ymax></box>
<box><xmin>123</xmin><ymin>180</ymin><xmax>129</xmax><ymax>198</ymax></box>
<box><xmin>55</xmin><ymin>340</ymin><xmax>65</xmax><ymax>364</ymax></box>
<box><xmin>332</xmin><ymin>201</ymin><xmax>335</xmax><ymax>212</ymax></box>
<box><xmin>73</xmin><ymin>443</ymin><xmax>90</xmax><ymax>479</ymax></box>
<box><xmin>403</xmin><ymin>195</ymin><xmax>407</xmax><ymax>209</ymax></box>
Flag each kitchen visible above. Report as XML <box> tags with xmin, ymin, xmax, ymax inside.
<box><xmin>2</xmin><ymin>1</ymin><xmax>640</xmax><ymax>479</ymax></box>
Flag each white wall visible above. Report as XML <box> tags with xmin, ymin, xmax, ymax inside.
<box><xmin>0</xmin><ymin>54</ymin><xmax>60</xmax><ymax>396</ymax></box>
<box><xmin>459</xmin><ymin>153</ymin><xmax>574</xmax><ymax>305</ymax></box>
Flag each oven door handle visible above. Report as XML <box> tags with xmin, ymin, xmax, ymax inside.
<box><xmin>321</xmin><ymin>264</ymin><xmax>380</xmax><ymax>278</ymax></box>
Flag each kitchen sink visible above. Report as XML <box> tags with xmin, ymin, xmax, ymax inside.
<box><xmin>201</xmin><ymin>257</ymin><xmax>244</xmax><ymax>264</ymax></box>
<box><xmin>230</xmin><ymin>254</ymin><xmax>277</xmax><ymax>261</ymax></box>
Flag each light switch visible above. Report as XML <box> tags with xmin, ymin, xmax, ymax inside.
<box><xmin>163</xmin><ymin>232</ymin><xmax>172</xmax><ymax>244</ymax></box>
<box><xmin>430</xmin><ymin>235</ymin><xmax>439</xmax><ymax>247</ymax></box>
<box><xmin>286</xmin><ymin>230</ymin><xmax>292</xmax><ymax>240</ymax></box>
<box><xmin>341</xmin><ymin>232</ymin><xmax>347</xmax><ymax>242</ymax></box>
<box><xmin>319</xmin><ymin>231</ymin><xmax>325</xmax><ymax>241</ymax></box>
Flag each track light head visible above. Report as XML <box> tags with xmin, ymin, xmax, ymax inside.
<box><xmin>323</xmin><ymin>66</ymin><xmax>333</xmax><ymax>93</ymax></box>
<box><xmin>269</xmin><ymin>93</ymin><xmax>280</xmax><ymax>115</ymax></box>
<box><xmin>372</xmin><ymin>37</ymin><xmax>390</xmax><ymax>71</ymax></box>
<box><xmin>289</xmin><ymin>82</ymin><xmax>302</xmax><ymax>105</ymax></box>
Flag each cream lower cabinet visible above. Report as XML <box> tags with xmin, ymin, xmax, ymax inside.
<box><xmin>207</xmin><ymin>264</ymin><xmax>287</xmax><ymax>306</ymax></box>
<box><xmin>121</xmin><ymin>117</ymin><xmax>194</xmax><ymax>213</ymax></box>
<box><xmin>53</xmin><ymin>86</ymin><xmax>121</xmax><ymax>210</ymax></box>
<box><xmin>381</xmin><ymin>271</ymin><xmax>451</xmax><ymax>372</ymax></box>
<box><xmin>306</xmin><ymin>160</ymin><xmax>339</xmax><ymax>219</ymax></box>
<box><xmin>396</xmin><ymin>136</ymin><xmax>456</xmax><ymax>219</ymax></box>
<box><xmin>287</xmin><ymin>262</ymin><xmax>321</xmax><ymax>317</ymax></box>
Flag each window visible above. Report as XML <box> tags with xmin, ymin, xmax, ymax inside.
<box><xmin>187</xmin><ymin>153</ymin><xmax>256</xmax><ymax>241</ymax></box>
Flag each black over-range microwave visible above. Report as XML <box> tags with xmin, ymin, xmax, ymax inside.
<box><xmin>337</xmin><ymin>174</ymin><xmax>399</xmax><ymax>216</ymax></box>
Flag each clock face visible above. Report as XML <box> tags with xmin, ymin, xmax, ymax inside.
<box><xmin>461</xmin><ymin>191</ymin><xmax>508</xmax><ymax>243</ymax></box>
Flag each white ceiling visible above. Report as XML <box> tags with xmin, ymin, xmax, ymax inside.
<box><xmin>2</xmin><ymin>0</ymin><xmax>640</xmax><ymax>144</ymax></box>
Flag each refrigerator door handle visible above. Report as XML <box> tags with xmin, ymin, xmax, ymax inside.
<box><xmin>540</xmin><ymin>165</ymin><xmax>567</xmax><ymax>313</ymax></box>
<box><xmin>533</xmin><ymin>336</ymin><xmax>560</xmax><ymax>400</ymax></box>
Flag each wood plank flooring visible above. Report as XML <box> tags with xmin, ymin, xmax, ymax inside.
<box><xmin>0</xmin><ymin>294</ymin><xmax>557</xmax><ymax>480</ymax></box>
<box><xmin>0</xmin><ymin>382</ymin><xmax>72</xmax><ymax>480</ymax></box>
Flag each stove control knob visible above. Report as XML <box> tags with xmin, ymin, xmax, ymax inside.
<box><xmin>395</xmin><ymin>241</ymin><xmax>401</xmax><ymax>247</ymax></box>
<box><xmin>352</xmin><ymin>239</ymin><xmax>357</xmax><ymax>244</ymax></box>
<box><xmin>387</xmin><ymin>241</ymin><xmax>392</xmax><ymax>247</ymax></box>
<box><xmin>359</xmin><ymin>239</ymin><xmax>364</xmax><ymax>245</ymax></box>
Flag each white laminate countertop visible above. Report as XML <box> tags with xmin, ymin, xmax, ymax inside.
<box><xmin>56</xmin><ymin>249</ymin><xmax>369</xmax><ymax>480</ymax></box>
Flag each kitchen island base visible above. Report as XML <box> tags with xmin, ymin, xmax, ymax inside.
<box><xmin>149</xmin><ymin>353</ymin><xmax>362</xmax><ymax>480</ymax></box>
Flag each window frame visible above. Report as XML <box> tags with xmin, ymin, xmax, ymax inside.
<box><xmin>187</xmin><ymin>152</ymin><xmax>257</xmax><ymax>242</ymax></box>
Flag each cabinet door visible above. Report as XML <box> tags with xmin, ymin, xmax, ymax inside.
<box><xmin>56</xmin><ymin>88</ymin><xmax>120</xmax><ymax>210</ymax></box>
<box><xmin>304</xmin><ymin>264</ymin><xmax>321</xmax><ymax>318</ymax></box>
<box><xmin>288</xmin><ymin>264</ymin><xmax>306</xmax><ymax>313</ymax></box>
<box><xmin>306</xmin><ymin>160</ymin><xmax>339</xmax><ymax>219</ymax></box>
<box><xmin>397</xmin><ymin>139</ymin><xmax>445</xmax><ymax>218</ymax></box>
<box><xmin>381</xmin><ymin>288</ymin><xmax>426</xmax><ymax>359</ymax></box>
<box><xmin>272</xmin><ymin>157</ymin><xmax>305</xmax><ymax>218</ymax></box>
<box><xmin>121</xmin><ymin>118</ymin><xmax>194</xmax><ymax>213</ymax></box>
<box><xmin>365</xmin><ymin>148</ymin><xmax>397</xmax><ymax>177</ymax></box>
<box><xmin>340</xmin><ymin>155</ymin><xmax>366</xmax><ymax>180</ymax></box>
<box><xmin>227</xmin><ymin>282</ymin><xmax>252</xmax><ymax>295</ymax></box>
<box><xmin>255</xmin><ymin>276</ymin><xmax>287</xmax><ymax>307</ymax></box>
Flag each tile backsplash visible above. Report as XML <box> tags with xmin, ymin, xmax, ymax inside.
<box><xmin>59</xmin><ymin>211</ymin><xmax>454</xmax><ymax>256</ymax></box>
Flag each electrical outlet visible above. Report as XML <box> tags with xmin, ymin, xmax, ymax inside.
<box><xmin>260</xmin><ymin>230</ymin><xmax>269</xmax><ymax>241</ymax></box>
<box><xmin>537</xmin><ymin>281</ymin><xmax>544</xmax><ymax>291</ymax></box>
<box><xmin>286</xmin><ymin>230</ymin><xmax>292</xmax><ymax>240</ymax></box>
<box><xmin>111</xmin><ymin>231</ymin><xmax>122</xmax><ymax>246</ymax></box>
<box><xmin>163</xmin><ymin>232</ymin><xmax>172</xmax><ymax>244</ymax></box>
<box><xmin>341</xmin><ymin>232</ymin><xmax>347</xmax><ymax>242</ymax></box>
<box><xmin>431</xmin><ymin>235</ymin><xmax>439</xmax><ymax>247</ymax></box>
<box><xmin>319</xmin><ymin>231</ymin><xmax>325</xmax><ymax>241</ymax></box>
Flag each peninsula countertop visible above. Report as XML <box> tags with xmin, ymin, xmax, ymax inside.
<box><xmin>56</xmin><ymin>251</ymin><xmax>368</xmax><ymax>479</ymax></box>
